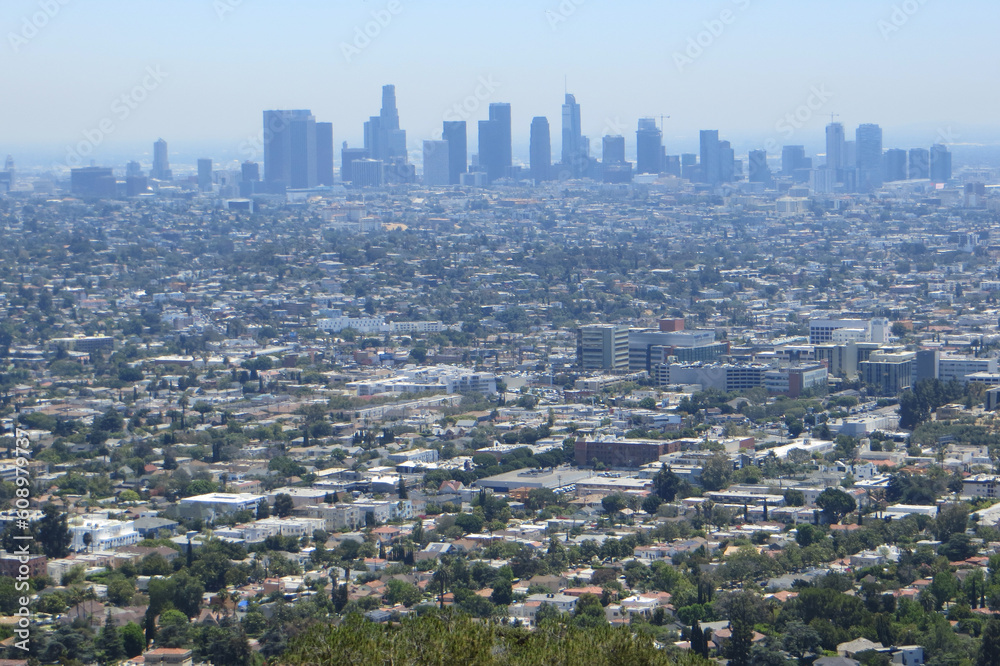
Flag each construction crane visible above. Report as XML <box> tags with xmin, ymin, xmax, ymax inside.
<box><xmin>659</xmin><ymin>115</ymin><xmax>670</xmax><ymax>130</ymax></box>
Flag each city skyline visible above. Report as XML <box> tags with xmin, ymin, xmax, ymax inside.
<box><xmin>5</xmin><ymin>0</ymin><xmax>1000</xmax><ymax>169</ymax></box>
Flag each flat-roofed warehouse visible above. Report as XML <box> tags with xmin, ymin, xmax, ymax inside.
<box><xmin>476</xmin><ymin>467</ymin><xmax>593</xmax><ymax>493</ymax></box>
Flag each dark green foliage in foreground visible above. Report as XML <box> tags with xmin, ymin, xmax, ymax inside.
<box><xmin>280</xmin><ymin>612</ymin><xmax>704</xmax><ymax>666</ymax></box>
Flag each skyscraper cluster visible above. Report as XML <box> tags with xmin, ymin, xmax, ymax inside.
<box><xmin>819</xmin><ymin>121</ymin><xmax>951</xmax><ymax>193</ymax></box>
<box><xmin>262</xmin><ymin>110</ymin><xmax>335</xmax><ymax>193</ymax></box>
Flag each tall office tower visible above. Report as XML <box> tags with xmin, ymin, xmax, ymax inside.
<box><xmin>635</xmin><ymin>118</ymin><xmax>663</xmax><ymax>174</ymax></box>
<box><xmin>782</xmin><ymin>145</ymin><xmax>806</xmax><ymax>177</ymax></box>
<box><xmin>529</xmin><ymin>116</ymin><xmax>551</xmax><ymax>183</ymax></box>
<box><xmin>908</xmin><ymin>148</ymin><xmax>930</xmax><ymax>179</ymax></box>
<box><xmin>884</xmin><ymin>149</ymin><xmax>907</xmax><ymax>182</ymax></box>
<box><xmin>748</xmin><ymin>150</ymin><xmax>771</xmax><ymax>184</ymax></box>
<box><xmin>239</xmin><ymin>160</ymin><xmax>260</xmax><ymax>197</ymax></box>
<box><xmin>825</xmin><ymin>122</ymin><xmax>845</xmax><ymax>172</ymax></box>
<box><xmin>362</xmin><ymin>85</ymin><xmax>410</xmax><ymax>182</ymax></box>
<box><xmin>151</xmin><ymin>138</ymin><xmax>172</xmax><ymax>181</ymax></box>
<box><xmin>263</xmin><ymin>109</ymin><xmax>318</xmax><ymax>191</ymax></box>
<box><xmin>699</xmin><ymin>130</ymin><xmax>722</xmax><ymax>185</ymax></box>
<box><xmin>340</xmin><ymin>145</ymin><xmax>369</xmax><ymax>185</ymax></box>
<box><xmin>352</xmin><ymin>159</ymin><xmax>384</xmax><ymax>188</ymax></box>
<box><xmin>126</xmin><ymin>161</ymin><xmax>143</xmax><ymax>178</ymax></box>
<box><xmin>930</xmin><ymin>144</ymin><xmax>952</xmax><ymax>182</ymax></box>
<box><xmin>422</xmin><ymin>141</ymin><xmax>450</xmax><ymax>186</ymax></box>
<box><xmin>442</xmin><ymin>121</ymin><xmax>467</xmax><ymax>184</ymax></box>
<box><xmin>71</xmin><ymin>167</ymin><xmax>116</xmax><ymax>198</ymax></box>
<box><xmin>680</xmin><ymin>153</ymin><xmax>698</xmax><ymax>180</ymax></box>
<box><xmin>602</xmin><ymin>135</ymin><xmax>625</xmax><ymax>164</ymax></box>
<box><xmin>601</xmin><ymin>135</ymin><xmax>631</xmax><ymax>183</ymax></box>
<box><xmin>856</xmin><ymin>124</ymin><xmax>883</xmax><ymax>191</ymax></box>
<box><xmin>489</xmin><ymin>103</ymin><xmax>512</xmax><ymax>172</ymax></box>
<box><xmin>720</xmin><ymin>141</ymin><xmax>735</xmax><ymax>182</ymax></box>
<box><xmin>561</xmin><ymin>93</ymin><xmax>587</xmax><ymax>177</ymax></box>
<box><xmin>576</xmin><ymin>324</ymin><xmax>629</xmax><ymax>372</ymax></box>
<box><xmin>843</xmin><ymin>141</ymin><xmax>856</xmax><ymax>168</ymax></box>
<box><xmin>478</xmin><ymin>120</ymin><xmax>503</xmax><ymax>183</ymax></box>
<box><xmin>241</xmin><ymin>161</ymin><xmax>260</xmax><ymax>183</ymax></box>
<box><xmin>315</xmin><ymin>122</ymin><xmax>334</xmax><ymax>186</ymax></box>
<box><xmin>197</xmin><ymin>158</ymin><xmax>212</xmax><ymax>192</ymax></box>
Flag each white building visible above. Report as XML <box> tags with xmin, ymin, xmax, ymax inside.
<box><xmin>963</xmin><ymin>474</ymin><xmax>1000</xmax><ymax>499</ymax></box>
<box><xmin>178</xmin><ymin>492</ymin><xmax>264</xmax><ymax>518</ymax></box>
<box><xmin>347</xmin><ymin>365</ymin><xmax>497</xmax><ymax>396</ymax></box>
<box><xmin>69</xmin><ymin>518</ymin><xmax>141</xmax><ymax>552</ymax></box>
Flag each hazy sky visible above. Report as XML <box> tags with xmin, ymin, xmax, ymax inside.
<box><xmin>5</xmin><ymin>0</ymin><xmax>1000</xmax><ymax>170</ymax></box>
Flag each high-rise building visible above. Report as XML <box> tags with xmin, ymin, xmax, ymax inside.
<box><xmin>561</xmin><ymin>93</ymin><xmax>587</xmax><ymax>178</ymax></box>
<box><xmin>239</xmin><ymin>160</ymin><xmax>260</xmax><ymax>197</ymax></box>
<box><xmin>197</xmin><ymin>158</ymin><xmax>212</xmax><ymax>192</ymax></box>
<box><xmin>825</xmin><ymin>122</ymin><xmax>845</xmax><ymax>173</ymax></box>
<box><xmin>490</xmin><ymin>103</ymin><xmax>512</xmax><ymax>171</ymax></box>
<box><xmin>422</xmin><ymin>140</ymin><xmax>450</xmax><ymax>186</ymax></box>
<box><xmin>930</xmin><ymin>144</ymin><xmax>952</xmax><ymax>182</ymax></box>
<box><xmin>263</xmin><ymin>109</ymin><xmax>318</xmax><ymax>191</ymax></box>
<box><xmin>782</xmin><ymin>145</ymin><xmax>806</xmax><ymax>177</ymax></box>
<box><xmin>602</xmin><ymin>135</ymin><xmax>631</xmax><ymax>183</ymax></box>
<box><xmin>884</xmin><ymin>148</ymin><xmax>907</xmax><ymax>182</ymax></box>
<box><xmin>856</xmin><ymin>124</ymin><xmax>883</xmax><ymax>191</ymax></box>
<box><xmin>340</xmin><ymin>145</ymin><xmax>369</xmax><ymax>185</ymax></box>
<box><xmin>477</xmin><ymin>103</ymin><xmax>512</xmax><ymax>184</ymax></box>
<box><xmin>126</xmin><ymin>161</ymin><xmax>143</xmax><ymax>178</ymax></box>
<box><xmin>699</xmin><ymin>130</ymin><xmax>722</xmax><ymax>185</ymax></box>
<box><xmin>363</xmin><ymin>85</ymin><xmax>411</xmax><ymax>183</ymax></box>
<box><xmin>748</xmin><ymin>150</ymin><xmax>771</xmax><ymax>185</ymax></box>
<box><xmin>478</xmin><ymin>103</ymin><xmax>512</xmax><ymax>184</ymax></box>
<box><xmin>602</xmin><ymin>135</ymin><xmax>625</xmax><ymax>164</ymax></box>
<box><xmin>908</xmin><ymin>148</ymin><xmax>930</xmax><ymax>179</ymax></box>
<box><xmin>680</xmin><ymin>153</ymin><xmax>698</xmax><ymax>180</ymax></box>
<box><xmin>71</xmin><ymin>167</ymin><xmax>116</xmax><ymax>198</ymax></box>
<box><xmin>529</xmin><ymin>116</ymin><xmax>551</xmax><ymax>184</ymax></box>
<box><xmin>577</xmin><ymin>325</ymin><xmax>629</xmax><ymax>372</ymax></box>
<box><xmin>241</xmin><ymin>161</ymin><xmax>260</xmax><ymax>182</ymax></box>
<box><xmin>315</xmin><ymin>122</ymin><xmax>334</xmax><ymax>186</ymax></box>
<box><xmin>151</xmin><ymin>138</ymin><xmax>172</xmax><ymax>181</ymax></box>
<box><xmin>636</xmin><ymin>118</ymin><xmax>663</xmax><ymax>175</ymax></box>
<box><xmin>720</xmin><ymin>141</ymin><xmax>735</xmax><ymax>183</ymax></box>
<box><xmin>442</xmin><ymin>121</ymin><xmax>467</xmax><ymax>185</ymax></box>
<box><xmin>352</xmin><ymin>158</ymin><xmax>384</xmax><ymax>188</ymax></box>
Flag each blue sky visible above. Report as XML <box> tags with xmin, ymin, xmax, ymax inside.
<box><xmin>4</xmin><ymin>0</ymin><xmax>999</xmax><ymax>169</ymax></box>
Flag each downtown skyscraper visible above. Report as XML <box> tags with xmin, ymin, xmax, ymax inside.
<box><xmin>635</xmin><ymin>118</ymin><xmax>663</xmax><ymax>175</ymax></box>
<box><xmin>529</xmin><ymin>116</ymin><xmax>551</xmax><ymax>184</ymax></box>
<box><xmin>561</xmin><ymin>93</ymin><xmax>588</xmax><ymax>178</ymax></box>
<box><xmin>151</xmin><ymin>138</ymin><xmax>171</xmax><ymax>181</ymax></box>
<box><xmin>478</xmin><ymin>103</ymin><xmax>512</xmax><ymax>183</ymax></box>
<box><xmin>263</xmin><ymin>109</ymin><xmax>317</xmax><ymax>191</ymax></box>
<box><xmin>442</xmin><ymin>121</ymin><xmax>467</xmax><ymax>185</ymax></box>
<box><xmin>856</xmin><ymin>123</ymin><xmax>883</xmax><ymax>191</ymax></box>
<box><xmin>364</xmin><ymin>85</ymin><xmax>413</xmax><ymax>183</ymax></box>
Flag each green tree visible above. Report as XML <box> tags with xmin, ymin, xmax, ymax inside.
<box><xmin>725</xmin><ymin>591</ymin><xmax>760</xmax><ymax>666</ymax></box>
<box><xmin>273</xmin><ymin>493</ymin><xmax>294</xmax><ymax>518</ymax></box>
<box><xmin>700</xmin><ymin>454</ymin><xmax>732</xmax><ymax>491</ymax></box>
<box><xmin>815</xmin><ymin>487</ymin><xmax>856</xmax><ymax>524</ymax></box>
<box><xmin>121</xmin><ymin>621</ymin><xmax>146</xmax><ymax>658</ymax></box>
<box><xmin>978</xmin><ymin>618</ymin><xmax>1000</xmax><ymax>666</ymax></box>
<box><xmin>36</xmin><ymin>503</ymin><xmax>71</xmax><ymax>558</ymax></box>
<box><xmin>781</xmin><ymin>620</ymin><xmax>821</xmax><ymax>665</ymax></box>
<box><xmin>99</xmin><ymin>612</ymin><xmax>125</xmax><ymax>663</ymax></box>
